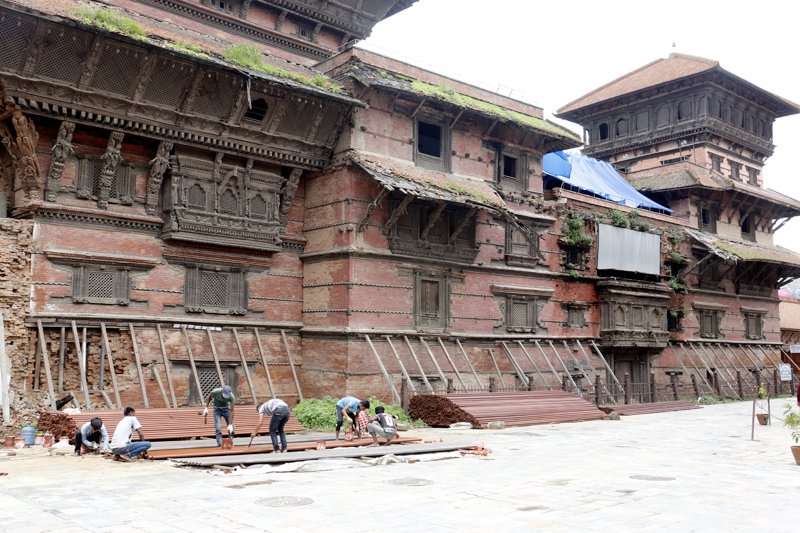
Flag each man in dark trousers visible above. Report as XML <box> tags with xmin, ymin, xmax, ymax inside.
<box><xmin>203</xmin><ymin>384</ymin><xmax>235</xmax><ymax>447</ymax></box>
<box><xmin>74</xmin><ymin>417</ymin><xmax>109</xmax><ymax>456</ymax></box>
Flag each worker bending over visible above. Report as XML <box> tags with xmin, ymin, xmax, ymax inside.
<box><xmin>252</xmin><ymin>398</ymin><xmax>291</xmax><ymax>453</ymax></box>
<box><xmin>335</xmin><ymin>397</ymin><xmax>369</xmax><ymax>440</ymax></box>
<box><xmin>204</xmin><ymin>384</ymin><xmax>235</xmax><ymax>447</ymax></box>
<box><xmin>74</xmin><ymin>417</ymin><xmax>110</xmax><ymax>456</ymax></box>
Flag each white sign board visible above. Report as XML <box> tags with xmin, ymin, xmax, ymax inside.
<box><xmin>597</xmin><ymin>224</ymin><xmax>661</xmax><ymax>276</ymax></box>
<box><xmin>790</xmin><ymin>344</ymin><xmax>800</xmax><ymax>354</ymax></box>
<box><xmin>780</xmin><ymin>363</ymin><xmax>792</xmax><ymax>382</ymax></box>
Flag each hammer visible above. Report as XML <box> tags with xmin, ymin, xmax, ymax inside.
<box><xmin>247</xmin><ymin>434</ymin><xmax>255</xmax><ymax>448</ymax></box>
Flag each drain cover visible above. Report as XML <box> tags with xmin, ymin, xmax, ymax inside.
<box><xmin>256</xmin><ymin>496</ymin><xmax>314</xmax><ymax>507</ymax></box>
<box><xmin>629</xmin><ymin>475</ymin><xmax>675</xmax><ymax>482</ymax></box>
<box><xmin>388</xmin><ymin>477</ymin><xmax>433</xmax><ymax>486</ymax></box>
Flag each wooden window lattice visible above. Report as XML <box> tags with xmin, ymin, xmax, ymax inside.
<box><xmin>86</xmin><ymin>271</ymin><xmax>115</xmax><ymax>299</ymax></box>
<box><xmin>201</xmin><ymin>272</ymin><xmax>229</xmax><ymax>308</ymax></box>
<box><xmin>34</xmin><ymin>28</ymin><xmax>92</xmax><ymax>85</ymax></box>
<box><xmin>219</xmin><ymin>189</ymin><xmax>238</xmax><ymax>215</ymax></box>
<box><xmin>0</xmin><ymin>15</ymin><xmax>33</xmax><ymax>73</ymax></box>
<box><xmin>250</xmin><ymin>194</ymin><xmax>267</xmax><ymax>218</ymax></box>
<box><xmin>187</xmin><ymin>183</ymin><xmax>207</xmax><ymax>209</ymax></box>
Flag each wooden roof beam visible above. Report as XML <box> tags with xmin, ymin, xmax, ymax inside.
<box><xmin>447</xmin><ymin>207</ymin><xmax>478</xmax><ymax>245</ymax></box>
<box><xmin>420</xmin><ymin>201</ymin><xmax>447</xmax><ymax>241</ymax></box>
<box><xmin>410</xmin><ymin>98</ymin><xmax>427</xmax><ymax>119</ymax></box>
<box><xmin>382</xmin><ymin>194</ymin><xmax>414</xmax><ymax>235</ymax></box>
<box><xmin>357</xmin><ymin>187</ymin><xmax>388</xmax><ymax>233</ymax></box>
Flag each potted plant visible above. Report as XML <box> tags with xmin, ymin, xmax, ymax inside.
<box><xmin>782</xmin><ymin>404</ymin><xmax>800</xmax><ymax>465</ymax></box>
<box><xmin>755</xmin><ymin>383</ymin><xmax>770</xmax><ymax>425</ymax></box>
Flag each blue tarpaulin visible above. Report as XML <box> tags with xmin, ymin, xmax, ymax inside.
<box><xmin>543</xmin><ymin>151</ymin><xmax>671</xmax><ymax>214</ymax></box>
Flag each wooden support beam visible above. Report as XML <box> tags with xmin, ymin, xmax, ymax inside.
<box><xmin>484</xmin><ymin>119</ymin><xmax>498</xmax><ymax>137</ymax></box>
<box><xmin>150</xmin><ymin>358</ymin><xmax>169</xmax><ymax>409</ymax></box>
<box><xmin>357</xmin><ymin>187</ymin><xmax>388</xmax><ymax>233</ymax></box>
<box><xmin>403</xmin><ymin>336</ymin><xmax>432</xmax><ymax>390</ymax></box>
<box><xmin>772</xmin><ymin>217</ymin><xmax>791</xmax><ymax>234</ymax></box>
<box><xmin>100</xmin><ymin>324</ymin><xmax>121</xmax><ymax>409</ymax></box>
<box><xmin>388</xmin><ymin>92</ymin><xmax>401</xmax><ymax>114</ymax></box>
<box><xmin>232</xmin><ymin>328</ymin><xmax>258</xmax><ymax>406</ymax></box>
<box><xmin>384</xmin><ymin>336</ymin><xmax>416</xmax><ymax>393</ymax></box>
<box><xmin>516</xmin><ymin>340</ymin><xmax>549</xmax><ymax>390</ymax></box>
<box><xmin>437</xmin><ymin>338</ymin><xmax>466</xmax><ymax>388</ymax></box>
<box><xmin>156</xmin><ymin>324</ymin><xmax>178</xmax><ymax>408</ymax></box>
<box><xmin>35</xmin><ymin>321</ymin><xmax>57</xmax><ymax>411</ymax></box>
<box><xmin>281</xmin><ymin>330</ymin><xmax>303</xmax><ymax>401</ymax></box>
<box><xmin>419</xmin><ymin>337</ymin><xmax>447</xmax><ymax>384</ymax></box>
<box><xmin>206</xmin><ymin>329</ymin><xmax>225</xmax><ymax>386</ymax></box>
<box><xmin>447</xmin><ymin>207</ymin><xmax>477</xmax><ymax>245</ymax></box>
<box><xmin>100</xmin><ymin>390</ymin><xmax>114</xmax><ymax>409</ymax></box>
<box><xmin>723</xmin><ymin>192</ymin><xmax>740</xmax><ymax>223</ymax></box>
<box><xmin>420</xmin><ymin>202</ymin><xmax>447</xmax><ymax>242</ymax></box>
<box><xmin>589</xmin><ymin>340</ymin><xmax>625</xmax><ymax>395</ymax></box>
<box><xmin>455</xmin><ymin>339</ymin><xmax>481</xmax><ymax>388</ymax></box>
<box><xmin>253</xmin><ymin>328</ymin><xmax>275</xmax><ymax>398</ymax></box>
<box><xmin>486</xmin><ymin>348</ymin><xmax>506</xmax><ymax>387</ymax></box>
<box><xmin>34</xmin><ymin>327</ymin><xmax>41</xmax><ymax>390</ymax></box>
<box><xmin>382</xmin><ymin>194</ymin><xmax>414</xmax><ymax>235</ymax></box>
<box><xmin>410</xmin><ymin>97</ymin><xmax>427</xmax><ymax>118</ymax></box>
<box><xmin>738</xmin><ymin>198</ymin><xmax>760</xmax><ymax>227</ymax></box>
<box><xmin>128</xmin><ymin>325</ymin><xmax>149</xmax><ymax>408</ymax></box>
<box><xmin>533</xmin><ymin>340</ymin><xmax>562</xmax><ymax>388</ymax></box>
<box><xmin>365</xmin><ymin>335</ymin><xmax>400</xmax><ymax>404</ymax></box>
<box><xmin>548</xmin><ymin>340</ymin><xmax>580</xmax><ymax>393</ymax></box>
<box><xmin>57</xmin><ymin>327</ymin><xmax>66</xmax><ymax>393</ymax></box>
<box><xmin>449</xmin><ymin>109</ymin><xmax>464</xmax><ymax>129</ymax></box>
<box><xmin>500</xmin><ymin>342</ymin><xmax>529</xmax><ymax>387</ymax></box>
<box><xmin>182</xmin><ymin>327</ymin><xmax>204</xmax><ymax>404</ymax></box>
<box><xmin>677</xmin><ymin>342</ymin><xmax>713</xmax><ymax>391</ymax></box>
<box><xmin>70</xmin><ymin>321</ymin><xmax>91</xmax><ymax>408</ymax></box>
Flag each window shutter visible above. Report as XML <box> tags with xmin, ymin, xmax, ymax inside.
<box><xmin>114</xmin><ymin>270</ymin><xmax>130</xmax><ymax>305</ymax></box>
<box><xmin>229</xmin><ymin>271</ymin><xmax>248</xmax><ymax>312</ymax></box>
<box><xmin>420</xmin><ymin>279</ymin><xmax>440</xmax><ymax>317</ymax></box>
<box><xmin>185</xmin><ymin>266</ymin><xmax>200</xmax><ymax>309</ymax></box>
<box><xmin>76</xmin><ymin>158</ymin><xmax>93</xmax><ymax>199</ymax></box>
<box><xmin>72</xmin><ymin>266</ymin><xmax>85</xmax><ymax>302</ymax></box>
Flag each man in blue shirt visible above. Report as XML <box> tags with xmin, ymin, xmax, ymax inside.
<box><xmin>335</xmin><ymin>397</ymin><xmax>369</xmax><ymax>440</ymax></box>
<box><xmin>73</xmin><ymin>417</ymin><xmax>109</xmax><ymax>456</ymax></box>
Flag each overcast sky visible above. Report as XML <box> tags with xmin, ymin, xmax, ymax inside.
<box><xmin>359</xmin><ymin>0</ymin><xmax>800</xmax><ymax>252</ymax></box>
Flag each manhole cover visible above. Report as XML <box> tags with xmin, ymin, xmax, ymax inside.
<box><xmin>387</xmin><ymin>477</ymin><xmax>433</xmax><ymax>486</ymax></box>
<box><xmin>629</xmin><ymin>475</ymin><xmax>675</xmax><ymax>482</ymax></box>
<box><xmin>256</xmin><ymin>496</ymin><xmax>314</xmax><ymax>507</ymax></box>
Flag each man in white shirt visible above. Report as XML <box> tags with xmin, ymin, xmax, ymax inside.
<box><xmin>251</xmin><ymin>398</ymin><xmax>290</xmax><ymax>453</ymax></box>
<box><xmin>110</xmin><ymin>407</ymin><xmax>151</xmax><ymax>462</ymax></box>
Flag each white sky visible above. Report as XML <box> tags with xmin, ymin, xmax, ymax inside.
<box><xmin>359</xmin><ymin>0</ymin><xmax>800</xmax><ymax>252</ymax></box>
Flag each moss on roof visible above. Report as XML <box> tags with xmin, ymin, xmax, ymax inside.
<box><xmin>75</xmin><ymin>6</ymin><xmax>146</xmax><ymax>40</ymax></box>
<box><xmin>405</xmin><ymin>77</ymin><xmax>579</xmax><ymax>141</ymax></box>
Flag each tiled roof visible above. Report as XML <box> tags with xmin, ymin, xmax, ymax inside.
<box><xmin>628</xmin><ymin>164</ymin><xmax>800</xmax><ymax>211</ymax></box>
<box><xmin>350</xmin><ymin>151</ymin><xmax>507</xmax><ymax>211</ymax></box>
<box><xmin>687</xmin><ymin>228</ymin><xmax>800</xmax><ymax>267</ymax></box>
<box><xmin>345</xmin><ymin>63</ymin><xmax>581</xmax><ymax>150</ymax></box>
<box><xmin>558</xmin><ymin>53</ymin><xmax>799</xmax><ymax>116</ymax></box>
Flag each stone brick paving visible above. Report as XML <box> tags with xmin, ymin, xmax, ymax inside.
<box><xmin>0</xmin><ymin>399</ymin><xmax>797</xmax><ymax>532</ymax></box>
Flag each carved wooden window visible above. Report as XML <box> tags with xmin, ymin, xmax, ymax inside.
<box><xmin>414</xmin><ymin>272</ymin><xmax>448</xmax><ymax>331</ymax></box>
<box><xmin>72</xmin><ymin>266</ymin><xmax>130</xmax><ymax>305</ymax></box>
<box><xmin>677</xmin><ymin>100</ymin><xmax>691</xmax><ymax>121</ymax></box>
<box><xmin>656</xmin><ymin>107</ymin><xmax>669</xmax><ymax>128</ymax></box>
<box><xmin>566</xmin><ymin>247</ymin><xmax>584</xmax><ymax>267</ymax></box>
<box><xmin>740</xmin><ymin>211</ymin><xmax>755</xmax><ymax>241</ymax></box>
<box><xmin>506</xmin><ymin>295</ymin><xmax>544</xmax><ymax>333</ymax></box>
<box><xmin>744</xmin><ymin>312</ymin><xmax>764</xmax><ymax>340</ymax></box>
<box><xmin>698</xmin><ymin>202</ymin><xmax>717</xmax><ymax>233</ymax></box>
<box><xmin>219</xmin><ymin>189</ymin><xmax>238</xmax><ymax>215</ymax></box>
<box><xmin>711</xmin><ymin>99</ymin><xmax>723</xmax><ymax>119</ymax></box>
<box><xmin>505</xmin><ymin>223</ymin><xmax>540</xmax><ymax>267</ymax></box>
<box><xmin>189</xmin><ymin>365</ymin><xmax>237</xmax><ymax>405</ymax></box>
<box><xmin>709</xmin><ymin>154</ymin><xmax>722</xmax><ymax>173</ymax></box>
<box><xmin>635</xmin><ymin>111</ymin><xmax>648</xmax><ymax>132</ymax></box>
<box><xmin>566</xmin><ymin>305</ymin><xmax>587</xmax><ymax>328</ymax></box>
<box><xmin>498</xmin><ymin>151</ymin><xmax>528</xmax><ymax>192</ymax></box>
<box><xmin>250</xmin><ymin>194</ymin><xmax>268</xmax><ymax>218</ymax></box>
<box><xmin>616</xmin><ymin>118</ymin><xmax>628</xmax><ymax>136</ymax></box>
<box><xmin>187</xmin><ymin>183</ymin><xmax>207</xmax><ymax>210</ymax></box>
<box><xmin>728</xmin><ymin>160</ymin><xmax>742</xmax><ymax>181</ymax></box>
<box><xmin>746</xmin><ymin>167</ymin><xmax>759</xmax><ymax>186</ymax></box>
<box><xmin>393</xmin><ymin>202</ymin><xmax>474</xmax><ymax>247</ymax></box>
<box><xmin>243</xmin><ymin>98</ymin><xmax>268</xmax><ymax>123</ymax></box>
<box><xmin>698</xmin><ymin>309</ymin><xmax>723</xmax><ymax>338</ymax></box>
<box><xmin>185</xmin><ymin>266</ymin><xmax>248</xmax><ymax>315</ymax></box>
<box><xmin>667</xmin><ymin>310</ymin><xmax>683</xmax><ymax>332</ymax></box>
<box><xmin>296</xmin><ymin>21</ymin><xmax>313</xmax><ymax>40</ymax></box>
<box><xmin>77</xmin><ymin>158</ymin><xmax>133</xmax><ymax>204</ymax></box>
<box><xmin>415</xmin><ymin>118</ymin><xmax>450</xmax><ymax>172</ymax></box>
<box><xmin>598</xmin><ymin>123</ymin><xmax>609</xmax><ymax>140</ymax></box>
<box><xmin>203</xmin><ymin>0</ymin><xmax>237</xmax><ymax>14</ymax></box>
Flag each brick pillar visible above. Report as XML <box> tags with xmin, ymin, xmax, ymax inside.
<box><xmin>623</xmin><ymin>373</ymin><xmax>631</xmax><ymax>405</ymax></box>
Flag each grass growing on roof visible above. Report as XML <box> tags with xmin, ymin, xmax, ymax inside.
<box><xmin>224</xmin><ymin>44</ymin><xmax>344</xmax><ymax>94</ymax></box>
<box><xmin>75</xmin><ymin>7</ymin><xmax>147</xmax><ymax>40</ymax></box>
<box><xmin>293</xmin><ymin>396</ymin><xmax>423</xmax><ymax>431</ymax></box>
<box><xmin>402</xmin><ymin>77</ymin><xmax>578</xmax><ymax>141</ymax></box>
<box><xmin>167</xmin><ymin>41</ymin><xmax>211</xmax><ymax>60</ymax></box>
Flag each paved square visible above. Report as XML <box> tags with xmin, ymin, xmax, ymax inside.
<box><xmin>1</xmin><ymin>400</ymin><xmax>797</xmax><ymax>532</ymax></box>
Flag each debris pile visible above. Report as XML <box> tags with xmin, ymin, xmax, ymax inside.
<box><xmin>36</xmin><ymin>412</ymin><xmax>76</xmax><ymax>439</ymax></box>
<box><xmin>408</xmin><ymin>395</ymin><xmax>479</xmax><ymax>428</ymax></box>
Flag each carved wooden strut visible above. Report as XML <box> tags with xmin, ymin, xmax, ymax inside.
<box><xmin>146</xmin><ymin>140</ymin><xmax>173</xmax><ymax>215</ymax></box>
<box><xmin>45</xmin><ymin>121</ymin><xmax>75</xmax><ymax>202</ymax></box>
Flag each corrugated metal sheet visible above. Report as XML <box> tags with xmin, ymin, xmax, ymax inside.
<box><xmin>597</xmin><ymin>224</ymin><xmax>661</xmax><ymax>275</ymax></box>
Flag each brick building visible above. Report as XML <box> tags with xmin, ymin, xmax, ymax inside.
<box><xmin>1</xmin><ymin>2</ymin><xmax>798</xmax><ymax>421</ymax></box>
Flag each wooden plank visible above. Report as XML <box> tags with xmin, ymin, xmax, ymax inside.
<box><xmin>500</xmin><ymin>342</ymin><xmax>529</xmax><ymax>387</ymax></box>
<box><xmin>533</xmin><ymin>340</ymin><xmax>561</xmax><ymax>387</ymax></box>
<box><xmin>70</xmin><ymin>321</ymin><xmax>91</xmax><ymax>408</ymax></box>
<box><xmin>548</xmin><ymin>340</ymin><xmax>580</xmax><ymax>393</ymax></box>
<box><xmin>150</xmin><ymin>355</ymin><xmax>170</xmax><ymax>409</ymax></box>
<box><xmin>100</xmin><ymin>323</ymin><xmax>122</xmax><ymax>408</ymax></box>
<box><xmin>384</xmin><ymin>336</ymin><xmax>416</xmax><ymax>393</ymax></box>
<box><xmin>57</xmin><ymin>327</ymin><xmax>66</xmax><ymax>393</ymax></box>
<box><xmin>232</xmin><ymin>328</ymin><xmax>258</xmax><ymax>406</ymax></box>
<box><xmin>182</xmin><ymin>327</ymin><xmax>204</xmax><ymax>404</ymax></box>
<box><xmin>575</xmin><ymin>340</ymin><xmax>615</xmax><ymax>402</ymax></box>
<box><xmin>206</xmin><ymin>329</ymin><xmax>225</xmax><ymax>386</ymax></box>
<box><xmin>253</xmin><ymin>328</ymin><xmax>275</xmax><ymax>398</ymax></box>
<box><xmin>589</xmin><ymin>340</ymin><xmax>625</xmax><ymax>395</ymax></box>
<box><xmin>100</xmin><ymin>390</ymin><xmax>114</xmax><ymax>409</ymax></box>
<box><xmin>156</xmin><ymin>324</ymin><xmax>178</xmax><ymax>408</ymax></box>
<box><xmin>365</xmin><ymin>334</ymin><xmax>400</xmax><ymax>404</ymax></box>
<box><xmin>128</xmin><ymin>325</ymin><xmax>149</xmax><ymax>408</ymax></box>
<box><xmin>437</xmin><ymin>338</ymin><xmax>466</xmax><ymax>388</ymax></box>
<box><xmin>403</xmin><ymin>336</ymin><xmax>432</xmax><ymax>390</ymax></box>
<box><xmin>35</xmin><ymin>321</ymin><xmax>58</xmax><ymax>411</ymax></box>
<box><xmin>66</xmin><ymin>390</ymin><xmax>80</xmax><ymax>410</ymax></box>
<box><xmin>33</xmin><ymin>325</ymin><xmax>41</xmax><ymax>390</ymax></box>
<box><xmin>281</xmin><ymin>330</ymin><xmax>303</xmax><ymax>401</ymax></box>
<box><xmin>419</xmin><ymin>337</ymin><xmax>447</xmax><ymax>383</ymax></box>
<box><xmin>455</xmin><ymin>339</ymin><xmax>481</xmax><ymax>388</ymax></box>
<box><xmin>0</xmin><ymin>311</ymin><xmax>9</xmax><ymax>424</ymax></box>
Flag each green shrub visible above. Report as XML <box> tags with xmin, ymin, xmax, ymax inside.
<box><xmin>75</xmin><ymin>7</ymin><xmax>147</xmax><ymax>40</ymax></box>
<box><xmin>607</xmin><ymin>209</ymin><xmax>628</xmax><ymax>228</ymax></box>
<box><xmin>668</xmin><ymin>251</ymin><xmax>686</xmax><ymax>265</ymax></box>
<box><xmin>293</xmin><ymin>396</ymin><xmax>420</xmax><ymax>431</ymax></box>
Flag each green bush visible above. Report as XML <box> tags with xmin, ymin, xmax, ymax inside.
<box><xmin>607</xmin><ymin>209</ymin><xmax>628</xmax><ymax>228</ymax></box>
<box><xmin>292</xmin><ymin>396</ymin><xmax>420</xmax><ymax>431</ymax></box>
<box><xmin>560</xmin><ymin>216</ymin><xmax>594</xmax><ymax>247</ymax></box>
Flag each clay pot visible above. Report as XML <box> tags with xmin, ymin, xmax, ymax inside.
<box><xmin>792</xmin><ymin>446</ymin><xmax>800</xmax><ymax>466</ymax></box>
<box><xmin>756</xmin><ymin>413</ymin><xmax>770</xmax><ymax>425</ymax></box>
<box><xmin>14</xmin><ymin>437</ymin><xmax>24</xmax><ymax>449</ymax></box>
<box><xmin>3</xmin><ymin>436</ymin><xmax>14</xmax><ymax>447</ymax></box>
<box><xmin>43</xmin><ymin>434</ymin><xmax>54</xmax><ymax>447</ymax></box>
